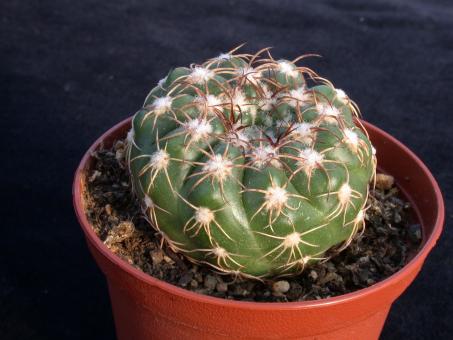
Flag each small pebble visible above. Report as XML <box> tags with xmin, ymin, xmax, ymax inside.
<box><xmin>318</xmin><ymin>272</ymin><xmax>337</xmax><ymax>285</ymax></box>
<box><xmin>194</xmin><ymin>272</ymin><xmax>203</xmax><ymax>283</ymax></box>
<box><xmin>233</xmin><ymin>285</ymin><xmax>248</xmax><ymax>296</ymax></box>
<box><xmin>408</xmin><ymin>224</ymin><xmax>422</xmax><ymax>242</ymax></box>
<box><xmin>105</xmin><ymin>204</ymin><xmax>113</xmax><ymax>216</ymax></box>
<box><xmin>375</xmin><ymin>173</ymin><xmax>395</xmax><ymax>190</ymax></box>
<box><xmin>115</xmin><ymin>148</ymin><xmax>125</xmax><ymax>162</ymax></box>
<box><xmin>367</xmin><ymin>278</ymin><xmax>376</xmax><ymax>285</ymax></box>
<box><xmin>309</xmin><ymin>270</ymin><xmax>318</xmax><ymax>281</ymax></box>
<box><xmin>272</xmin><ymin>280</ymin><xmax>290</xmax><ymax>294</ymax></box>
<box><xmin>88</xmin><ymin>170</ymin><xmax>102</xmax><ymax>182</ymax></box>
<box><xmin>358</xmin><ymin>269</ymin><xmax>371</xmax><ymax>282</ymax></box>
<box><xmin>216</xmin><ymin>282</ymin><xmax>228</xmax><ymax>293</ymax></box>
<box><xmin>178</xmin><ymin>272</ymin><xmax>193</xmax><ymax>287</ymax></box>
<box><xmin>286</xmin><ymin>282</ymin><xmax>303</xmax><ymax>300</ymax></box>
<box><xmin>163</xmin><ymin>255</ymin><xmax>174</xmax><ymax>264</ymax></box>
<box><xmin>104</xmin><ymin>222</ymin><xmax>134</xmax><ymax>245</ymax></box>
<box><xmin>150</xmin><ymin>251</ymin><xmax>164</xmax><ymax>265</ymax></box>
<box><xmin>189</xmin><ymin>279</ymin><xmax>198</xmax><ymax>289</ymax></box>
<box><xmin>358</xmin><ymin>256</ymin><xmax>369</xmax><ymax>264</ymax></box>
<box><xmin>204</xmin><ymin>275</ymin><xmax>217</xmax><ymax>290</ymax></box>
<box><xmin>326</xmin><ymin>262</ymin><xmax>336</xmax><ymax>272</ymax></box>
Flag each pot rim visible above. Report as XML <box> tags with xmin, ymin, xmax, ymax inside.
<box><xmin>73</xmin><ymin>117</ymin><xmax>444</xmax><ymax>311</ymax></box>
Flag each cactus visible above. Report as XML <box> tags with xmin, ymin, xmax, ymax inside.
<box><xmin>126</xmin><ymin>47</ymin><xmax>376</xmax><ymax>279</ymax></box>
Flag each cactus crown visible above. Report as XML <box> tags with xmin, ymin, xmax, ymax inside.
<box><xmin>126</xmin><ymin>46</ymin><xmax>377</xmax><ymax>279</ymax></box>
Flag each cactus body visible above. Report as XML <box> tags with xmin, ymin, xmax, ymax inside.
<box><xmin>126</xmin><ymin>48</ymin><xmax>376</xmax><ymax>278</ymax></box>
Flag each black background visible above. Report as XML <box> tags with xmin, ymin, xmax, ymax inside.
<box><xmin>1</xmin><ymin>0</ymin><xmax>452</xmax><ymax>339</ymax></box>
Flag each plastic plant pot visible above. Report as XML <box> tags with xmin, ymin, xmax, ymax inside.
<box><xmin>73</xmin><ymin>118</ymin><xmax>444</xmax><ymax>340</ymax></box>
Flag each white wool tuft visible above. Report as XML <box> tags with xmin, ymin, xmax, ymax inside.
<box><xmin>195</xmin><ymin>207</ymin><xmax>214</xmax><ymax>225</ymax></box>
<box><xmin>126</xmin><ymin>128</ymin><xmax>135</xmax><ymax>143</ymax></box>
<box><xmin>298</xmin><ymin>148</ymin><xmax>324</xmax><ymax>167</ymax></box>
<box><xmin>338</xmin><ymin>183</ymin><xmax>352</xmax><ymax>204</ymax></box>
<box><xmin>316</xmin><ymin>102</ymin><xmax>340</xmax><ymax>117</ymax></box>
<box><xmin>355</xmin><ymin>210</ymin><xmax>365</xmax><ymax>223</ymax></box>
<box><xmin>278</xmin><ymin>60</ymin><xmax>299</xmax><ymax>78</ymax></box>
<box><xmin>202</xmin><ymin>154</ymin><xmax>233</xmax><ymax>181</ymax></box>
<box><xmin>292</xmin><ymin>122</ymin><xmax>314</xmax><ymax>143</ymax></box>
<box><xmin>264</xmin><ymin>185</ymin><xmax>289</xmax><ymax>210</ymax></box>
<box><xmin>288</xmin><ymin>87</ymin><xmax>311</xmax><ymax>107</ymax></box>
<box><xmin>250</xmin><ymin>145</ymin><xmax>278</xmax><ymax>168</ymax></box>
<box><xmin>206</xmin><ymin>94</ymin><xmax>221</xmax><ymax>107</ymax></box>
<box><xmin>152</xmin><ymin>96</ymin><xmax>173</xmax><ymax>115</ymax></box>
<box><xmin>184</xmin><ymin>119</ymin><xmax>213</xmax><ymax>141</ymax></box>
<box><xmin>237</xmin><ymin>66</ymin><xmax>260</xmax><ymax>84</ymax></box>
<box><xmin>189</xmin><ymin>67</ymin><xmax>215</xmax><ymax>84</ymax></box>
<box><xmin>343</xmin><ymin>128</ymin><xmax>359</xmax><ymax>146</ymax></box>
<box><xmin>157</xmin><ymin>77</ymin><xmax>167</xmax><ymax>88</ymax></box>
<box><xmin>283</xmin><ymin>232</ymin><xmax>301</xmax><ymax>247</ymax></box>
<box><xmin>260</xmin><ymin>85</ymin><xmax>277</xmax><ymax>111</ymax></box>
<box><xmin>150</xmin><ymin>149</ymin><xmax>170</xmax><ymax>170</ymax></box>
<box><xmin>335</xmin><ymin>88</ymin><xmax>348</xmax><ymax>103</ymax></box>
<box><xmin>212</xmin><ymin>246</ymin><xmax>227</xmax><ymax>257</ymax></box>
<box><xmin>144</xmin><ymin>195</ymin><xmax>154</xmax><ymax>208</ymax></box>
<box><xmin>217</xmin><ymin>53</ymin><xmax>231</xmax><ymax>60</ymax></box>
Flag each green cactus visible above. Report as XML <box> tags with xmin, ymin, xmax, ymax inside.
<box><xmin>126</xmin><ymin>47</ymin><xmax>376</xmax><ymax>279</ymax></box>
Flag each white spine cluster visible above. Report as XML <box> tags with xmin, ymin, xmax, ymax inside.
<box><xmin>316</xmin><ymin>102</ymin><xmax>340</xmax><ymax>123</ymax></box>
<box><xmin>288</xmin><ymin>87</ymin><xmax>310</xmax><ymax>108</ymax></box>
<box><xmin>195</xmin><ymin>207</ymin><xmax>215</xmax><ymax>226</ymax></box>
<box><xmin>335</xmin><ymin>88</ymin><xmax>348</xmax><ymax>104</ymax></box>
<box><xmin>157</xmin><ymin>77</ymin><xmax>167</xmax><ymax>88</ymax></box>
<box><xmin>217</xmin><ymin>53</ymin><xmax>231</xmax><ymax>60</ymax></box>
<box><xmin>202</xmin><ymin>154</ymin><xmax>233</xmax><ymax>182</ymax></box>
<box><xmin>205</xmin><ymin>94</ymin><xmax>222</xmax><ymax>107</ymax></box>
<box><xmin>126</xmin><ymin>128</ymin><xmax>135</xmax><ymax>143</ymax></box>
<box><xmin>149</xmin><ymin>149</ymin><xmax>170</xmax><ymax>170</ymax></box>
<box><xmin>338</xmin><ymin>183</ymin><xmax>352</xmax><ymax>204</ymax></box>
<box><xmin>189</xmin><ymin>67</ymin><xmax>215</xmax><ymax>84</ymax></box>
<box><xmin>343</xmin><ymin>128</ymin><xmax>359</xmax><ymax>150</ymax></box>
<box><xmin>291</xmin><ymin>122</ymin><xmax>314</xmax><ymax>143</ymax></box>
<box><xmin>278</xmin><ymin>60</ymin><xmax>299</xmax><ymax>78</ymax></box>
<box><xmin>354</xmin><ymin>209</ymin><xmax>365</xmax><ymax>225</ymax></box>
<box><xmin>144</xmin><ymin>195</ymin><xmax>154</xmax><ymax>208</ymax></box>
<box><xmin>260</xmin><ymin>85</ymin><xmax>278</xmax><ymax>111</ymax></box>
<box><xmin>264</xmin><ymin>185</ymin><xmax>289</xmax><ymax>212</ymax></box>
<box><xmin>232</xmin><ymin>91</ymin><xmax>256</xmax><ymax>117</ymax></box>
<box><xmin>225</xmin><ymin>129</ymin><xmax>249</xmax><ymax>148</ymax></box>
<box><xmin>152</xmin><ymin>96</ymin><xmax>173</xmax><ymax>115</ymax></box>
<box><xmin>298</xmin><ymin>148</ymin><xmax>324</xmax><ymax>173</ymax></box>
<box><xmin>250</xmin><ymin>145</ymin><xmax>279</xmax><ymax>168</ymax></box>
<box><xmin>184</xmin><ymin>119</ymin><xmax>213</xmax><ymax>141</ymax></box>
<box><xmin>211</xmin><ymin>246</ymin><xmax>228</xmax><ymax>258</ymax></box>
<box><xmin>237</xmin><ymin>66</ymin><xmax>260</xmax><ymax>84</ymax></box>
<box><xmin>283</xmin><ymin>232</ymin><xmax>301</xmax><ymax>248</ymax></box>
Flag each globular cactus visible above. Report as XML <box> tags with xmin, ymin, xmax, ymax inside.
<box><xmin>126</xmin><ymin>46</ymin><xmax>376</xmax><ymax>279</ymax></box>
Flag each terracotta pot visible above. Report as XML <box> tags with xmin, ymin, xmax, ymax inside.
<box><xmin>73</xmin><ymin>118</ymin><xmax>444</xmax><ymax>340</ymax></box>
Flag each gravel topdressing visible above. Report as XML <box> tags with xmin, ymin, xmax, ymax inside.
<box><xmin>83</xmin><ymin>140</ymin><xmax>422</xmax><ymax>302</ymax></box>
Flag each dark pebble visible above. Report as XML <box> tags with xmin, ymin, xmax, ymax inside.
<box><xmin>178</xmin><ymin>272</ymin><xmax>193</xmax><ymax>287</ymax></box>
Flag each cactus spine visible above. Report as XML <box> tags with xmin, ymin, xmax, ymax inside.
<box><xmin>126</xmin><ymin>47</ymin><xmax>376</xmax><ymax>279</ymax></box>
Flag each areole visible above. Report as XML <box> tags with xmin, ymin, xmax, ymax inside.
<box><xmin>73</xmin><ymin>118</ymin><xmax>444</xmax><ymax>339</ymax></box>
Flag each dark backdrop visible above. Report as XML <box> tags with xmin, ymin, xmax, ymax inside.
<box><xmin>1</xmin><ymin>0</ymin><xmax>452</xmax><ymax>339</ymax></box>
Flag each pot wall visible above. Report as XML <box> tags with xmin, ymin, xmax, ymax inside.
<box><xmin>74</xmin><ymin>118</ymin><xmax>444</xmax><ymax>340</ymax></box>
